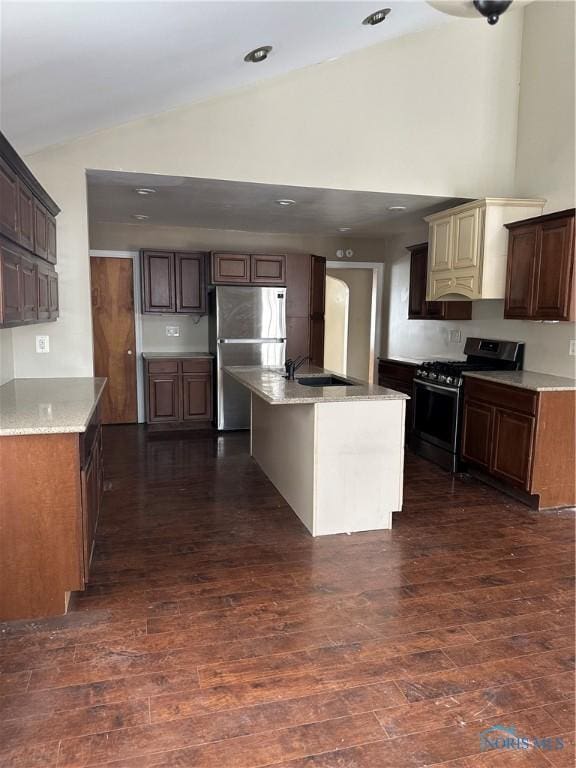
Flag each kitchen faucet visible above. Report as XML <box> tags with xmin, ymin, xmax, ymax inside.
<box><xmin>284</xmin><ymin>355</ymin><xmax>311</xmax><ymax>380</ymax></box>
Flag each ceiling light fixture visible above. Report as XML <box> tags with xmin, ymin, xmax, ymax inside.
<box><xmin>362</xmin><ymin>8</ymin><xmax>391</xmax><ymax>26</ymax></box>
<box><xmin>132</xmin><ymin>213</ymin><xmax>149</xmax><ymax>221</ymax></box>
<box><xmin>275</xmin><ymin>199</ymin><xmax>296</xmax><ymax>207</ymax></box>
<box><xmin>388</xmin><ymin>205</ymin><xmax>407</xmax><ymax>212</ymax></box>
<box><xmin>135</xmin><ymin>187</ymin><xmax>156</xmax><ymax>195</ymax></box>
<box><xmin>427</xmin><ymin>0</ymin><xmax>513</xmax><ymax>25</ymax></box>
<box><xmin>244</xmin><ymin>45</ymin><xmax>272</xmax><ymax>63</ymax></box>
<box><xmin>473</xmin><ymin>0</ymin><xmax>512</xmax><ymax>25</ymax></box>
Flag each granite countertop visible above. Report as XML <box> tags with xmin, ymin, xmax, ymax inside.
<box><xmin>0</xmin><ymin>378</ymin><xmax>107</xmax><ymax>436</ymax></box>
<box><xmin>224</xmin><ymin>365</ymin><xmax>410</xmax><ymax>405</ymax></box>
<box><xmin>463</xmin><ymin>370</ymin><xmax>576</xmax><ymax>392</ymax></box>
<box><xmin>142</xmin><ymin>351</ymin><xmax>214</xmax><ymax>359</ymax></box>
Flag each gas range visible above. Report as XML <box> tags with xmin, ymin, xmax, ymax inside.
<box><xmin>410</xmin><ymin>338</ymin><xmax>525</xmax><ymax>472</ymax></box>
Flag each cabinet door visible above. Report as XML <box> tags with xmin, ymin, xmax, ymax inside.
<box><xmin>211</xmin><ymin>252</ymin><xmax>250</xmax><ymax>284</ymax></box>
<box><xmin>147</xmin><ymin>374</ymin><xmax>180</xmax><ymax>422</ymax></box>
<box><xmin>46</xmin><ymin>214</ymin><xmax>57</xmax><ymax>264</ymax></box>
<box><xmin>504</xmin><ymin>225</ymin><xmax>538</xmax><ymax>318</ymax></box>
<box><xmin>428</xmin><ymin>217</ymin><xmax>452</xmax><ymax>272</ymax></box>
<box><xmin>250</xmin><ymin>254</ymin><xmax>286</xmax><ymax>285</ymax></box>
<box><xmin>37</xmin><ymin>262</ymin><xmax>51</xmax><ymax>321</ymax></box>
<box><xmin>453</xmin><ymin>208</ymin><xmax>480</xmax><ymax>270</ymax></box>
<box><xmin>20</xmin><ymin>254</ymin><xmax>38</xmax><ymax>322</ymax></box>
<box><xmin>141</xmin><ymin>251</ymin><xmax>176</xmax><ymax>313</ymax></box>
<box><xmin>81</xmin><ymin>446</ymin><xmax>99</xmax><ymax>581</ymax></box>
<box><xmin>408</xmin><ymin>247</ymin><xmax>427</xmax><ymax>318</ymax></box>
<box><xmin>286</xmin><ymin>316</ymin><xmax>310</xmax><ymax>361</ymax></box>
<box><xmin>182</xmin><ymin>373</ymin><xmax>212</xmax><ymax>421</ymax></box>
<box><xmin>0</xmin><ymin>246</ymin><xmax>22</xmax><ymax>326</ymax></box>
<box><xmin>461</xmin><ymin>399</ymin><xmax>493</xmax><ymax>469</ymax></box>
<box><xmin>175</xmin><ymin>252</ymin><xmax>206</xmax><ymax>314</ymax></box>
<box><xmin>18</xmin><ymin>183</ymin><xmax>35</xmax><ymax>251</ymax></box>
<box><xmin>48</xmin><ymin>271</ymin><xmax>59</xmax><ymax>319</ymax></box>
<box><xmin>33</xmin><ymin>200</ymin><xmax>48</xmax><ymax>260</ymax></box>
<box><xmin>491</xmin><ymin>408</ymin><xmax>535</xmax><ymax>489</ymax></box>
<box><xmin>0</xmin><ymin>158</ymin><xmax>19</xmax><ymax>241</ymax></box>
<box><xmin>532</xmin><ymin>216</ymin><xmax>575</xmax><ymax>320</ymax></box>
<box><xmin>309</xmin><ymin>255</ymin><xmax>326</xmax><ymax>367</ymax></box>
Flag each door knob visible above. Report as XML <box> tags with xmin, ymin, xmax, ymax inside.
<box><xmin>127</xmin><ymin>350</ymin><xmax>133</xmax><ymax>355</ymax></box>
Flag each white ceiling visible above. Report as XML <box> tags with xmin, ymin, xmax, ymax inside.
<box><xmin>1</xmin><ymin>1</ymin><xmax>454</xmax><ymax>155</ymax></box>
<box><xmin>87</xmin><ymin>170</ymin><xmax>467</xmax><ymax>237</ymax></box>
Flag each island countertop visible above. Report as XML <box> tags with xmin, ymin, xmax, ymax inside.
<box><xmin>463</xmin><ymin>370</ymin><xmax>576</xmax><ymax>392</ymax></box>
<box><xmin>0</xmin><ymin>377</ymin><xmax>107</xmax><ymax>436</ymax></box>
<box><xmin>224</xmin><ymin>366</ymin><xmax>410</xmax><ymax>405</ymax></box>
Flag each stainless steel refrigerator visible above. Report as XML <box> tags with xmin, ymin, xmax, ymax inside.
<box><xmin>209</xmin><ymin>286</ymin><xmax>286</xmax><ymax>430</ymax></box>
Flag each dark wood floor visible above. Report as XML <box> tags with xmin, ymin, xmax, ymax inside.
<box><xmin>0</xmin><ymin>426</ymin><xmax>574</xmax><ymax>768</ymax></box>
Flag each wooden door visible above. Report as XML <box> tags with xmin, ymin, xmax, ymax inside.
<box><xmin>182</xmin><ymin>374</ymin><xmax>212</xmax><ymax>420</ymax></box>
<box><xmin>504</xmin><ymin>225</ymin><xmax>538</xmax><ymax>318</ymax></box>
<box><xmin>211</xmin><ymin>252</ymin><xmax>250</xmax><ymax>284</ymax></box>
<box><xmin>20</xmin><ymin>254</ymin><xmax>37</xmax><ymax>322</ymax></box>
<box><xmin>250</xmin><ymin>254</ymin><xmax>286</xmax><ymax>285</ymax></box>
<box><xmin>408</xmin><ymin>246</ymin><xmax>427</xmax><ymax>318</ymax></box>
<box><xmin>0</xmin><ymin>245</ymin><xmax>21</xmax><ymax>326</ymax></box>
<box><xmin>148</xmin><ymin>374</ymin><xmax>180</xmax><ymax>422</ymax></box>
<box><xmin>0</xmin><ymin>157</ymin><xmax>19</xmax><ymax>241</ymax></box>
<box><xmin>141</xmin><ymin>250</ymin><xmax>176</xmax><ymax>313</ymax></box>
<box><xmin>309</xmin><ymin>255</ymin><xmax>326</xmax><ymax>367</ymax></box>
<box><xmin>461</xmin><ymin>400</ymin><xmax>493</xmax><ymax>468</ymax></box>
<box><xmin>532</xmin><ymin>216</ymin><xmax>575</xmax><ymax>320</ymax></box>
<box><xmin>175</xmin><ymin>252</ymin><xmax>207</xmax><ymax>313</ymax></box>
<box><xmin>428</xmin><ymin>216</ymin><xmax>452</xmax><ymax>272</ymax></box>
<box><xmin>17</xmin><ymin>183</ymin><xmax>35</xmax><ymax>251</ymax></box>
<box><xmin>491</xmin><ymin>408</ymin><xmax>535</xmax><ymax>489</ymax></box>
<box><xmin>90</xmin><ymin>257</ymin><xmax>138</xmax><ymax>424</ymax></box>
<box><xmin>33</xmin><ymin>200</ymin><xmax>48</xmax><ymax>260</ymax></box>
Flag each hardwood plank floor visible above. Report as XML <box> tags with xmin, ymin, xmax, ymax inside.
<box><xmin>0</xmin><ymin>426</ymin><xmax>573</xmax><ymax>768</ymax></box>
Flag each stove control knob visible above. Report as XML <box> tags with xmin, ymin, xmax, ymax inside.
<box><xmin>445</xmin><ymin>376</ymin><xmax>454</xmax><ymax>385</ymax></box>
<box><xmin>438</xmin><ymin>374</ymin><xmax>446</xmax><ymax>383</ymax></box>
<box><xmin>420</xmin><ymin>370</ymin><xmax>428</xmax><ymax>378</ymax></box>
<box><xmin>429</xmin><ymin>372</ymin><xmax>437</xmax><ymax>380</ymax></box>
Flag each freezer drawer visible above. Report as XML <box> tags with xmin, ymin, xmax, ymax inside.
<box><xmin>217</xmin><ymin>340</ymin><xmax>286</xmax><ymax>430</ymax></box>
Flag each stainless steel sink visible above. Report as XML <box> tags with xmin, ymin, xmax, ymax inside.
<box><xmin>296</xmin><ymin>375</ymin><xmax>356</xmax><ymax>387</ymax></box>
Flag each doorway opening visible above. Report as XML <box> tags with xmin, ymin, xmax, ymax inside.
<box><xmin>324</xmin><ymin>262</ymin><xmax>383</xmax><ymax>383</ymax></box>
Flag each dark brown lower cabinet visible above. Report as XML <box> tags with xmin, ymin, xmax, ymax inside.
<box><xmin>378</xmin><ymin>358</ymin><xmax>416</xmax><ymax>436</ymax></box>
<box><xmin>80</xmin><ymin>420</ymin><xmax>103</xmax><ymax>582</ymax></box>
<box><xmin>461</xmin><ymin>378</ymin><xmax>575</xmax><ymax>509</ymax></box>
<box><xmin>145</xmin><ymin>357</ymin><xmax>213</xmax><ymax>426</ymax></box>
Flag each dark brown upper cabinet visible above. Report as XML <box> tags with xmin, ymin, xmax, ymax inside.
<box><xmin>141</xmin><ymin>250</ymin><xmax>207</xmax><ymax>315</ymax></box>
<box><xmin>33</xmin><ymin>199</ymin><xmax>48</xmax><ymax>261</ymax></box>
<box><xmin>17</xmin><ymin>182</ymin><xmax>35</xmax><ymax>252</ymax></box>
<box><xmin>211</xmin><ymin>252</ymin><xmax>286</xmax><ymax>286</ymax></box>
<box><xmin>407</xmin><ymin>243</ymin><xmax>472</xmax><ymax>320</ymax></box>
<box><xmin>505</xmin><ymin>209</ymin><xmax>575</xmax><ymax>321</ymax></box>
<box><xmin>309</xmin><ymin>255</ymin><xmax>326</xmax><ymax>367</ymax></box>
<box><xmin>0</xmin><ymin>157</ymin><xmax>19</xmax><ymax>242</ymax></box>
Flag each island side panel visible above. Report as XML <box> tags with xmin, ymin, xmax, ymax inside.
<box><xmin>314</xmin><ymin>399</ymin><xmax>405</xmax><ymax>535</ymax></box>
<box><xmin>250</xmin><ymin>394</ymin><xmax>316</xmax><ymax>535</ymax></box>
<box><xmin>0</xmin><ymin>433</ymin><xmax>83</xmax><ymax>621</ymax></box>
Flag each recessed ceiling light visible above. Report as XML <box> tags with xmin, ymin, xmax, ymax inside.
<box><xmin>339</xmin><ymin>227</ymin><xmax>352</xmax><ymax>232</ymax></box>
<box><xmin>275</xmin><ymin>199</ymin><xmax>296</xmax><ymax>207</ymax></box>
<box><xmin>132</xmin><ymin>213</ymin><xmax>149</xmax><ymax>221</ymax></box>
<box><xmin>362</xmin><ymin>8</ymin><xmax>391</xmax><ymax>26</ymax></box>
<box><xmin>388</xmin><ymin>205</ymin><xmax>407</xmax><ymax>212</ymax></box>
<box><xmin>244</xmin><ymin>45</ymin><xmax>272</xmax><ymax>63</ymax></box>
<box><xmin>135</xmin><ymin>187</ymin><xmax>156</xmax><ymax>195</ymax></box>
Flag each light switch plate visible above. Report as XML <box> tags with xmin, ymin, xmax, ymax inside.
<box><xmin>569</xmin><ymin>340</ymin><xmax>576</xmax><ymax>356</ymax></box>
<box><xmin>35</xmin><ymin>335</ymin><xmax>49</xmax><ymax>353</ymax></box>
<box><xmin>448</xmin><ymin>329</ymin><xmax>462</xmax><ymax>344</ymax></box>
<box><xmin>166</xmin><ymin>326</ymin><xmax>180</xmax><ymax>337</ymax></box>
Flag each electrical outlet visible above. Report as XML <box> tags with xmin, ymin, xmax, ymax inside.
<box><xmin>448</xmin><ymin>329</ymin><xmax>462</xmax><ymax>344</ymax></box>
<box><xmin>166</xmin><ymin>326</ymin><xmax>180</xmax><ymax>337</ymax></box>
<box><xmin>569</xmin><ymin>340</ymin><xmax>576</xmax><ymax>356</ymax></box>
<box><xmin>35</xmin><ymin>335</ymin><xmax>49</xmax><ymax>353</ymax></box>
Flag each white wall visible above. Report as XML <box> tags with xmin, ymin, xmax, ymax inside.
<box><xmin>514</xmin><ymin>0</ymin><xmax>575</xmax><ymax>212</ymax></box>
<box><xmin>0</xmin><ymin>331</ymin><xmax>14</xmax><ymax>385</ymax></box>
<box><xmin>11</xmin><ymin>13</ymin><xmax>524</xmax><ymax>379</ymax></box>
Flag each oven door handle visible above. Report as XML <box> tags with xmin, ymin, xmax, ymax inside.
<box><xmin>414</xmin><ymin>380</ymin><xmax>459</xmax><ymax>395</ymax></box>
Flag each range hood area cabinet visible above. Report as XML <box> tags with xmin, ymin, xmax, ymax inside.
<box><xmin>425</xmin><ymin>198</ymin><xmax>545</xmax><ymax>302</ymax></box>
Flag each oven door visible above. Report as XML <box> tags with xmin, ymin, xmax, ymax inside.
<box><xmin>413</xmin><ymin>379</ymin><xmax>460</xmax><ymax>453</ymax></box>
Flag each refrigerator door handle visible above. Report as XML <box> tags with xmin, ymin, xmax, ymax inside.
<box><xmin>218</xmin><ymin>338</ymin><xmax>286</xmax><ymax>344</ymax></box>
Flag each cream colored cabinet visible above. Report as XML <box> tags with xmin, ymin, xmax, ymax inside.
<box><xmin>425</xmin><ymin>198</ymin><xmax>545</xmax><ymax>301</ymax></box>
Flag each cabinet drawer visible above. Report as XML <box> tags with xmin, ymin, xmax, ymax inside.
<box><xmin>378</xmin><ymin>360</ymin><xmax>417</xmax><ymax>387</ymax></box>
<box><xmin>464</xmin><ymin>378</ymin><xmax>537</xmax><ymax>416</ymax></box>
<box><xmin>147</xmin><ymin>360</ymin><xmax>179</xmax><ymax>374</ymax></box>
<box><xmin>181</xmin><ymin>358</ymin><xmax>212</xmax><ymax>373</ymax></box>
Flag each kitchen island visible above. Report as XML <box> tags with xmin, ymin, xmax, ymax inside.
<box><xmin>225</xmin><ymin>366</ymin><xmax>408</xmax><ymax>536</ymax></box>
